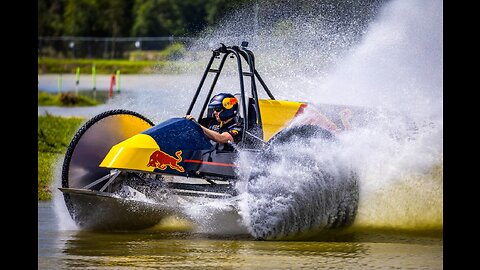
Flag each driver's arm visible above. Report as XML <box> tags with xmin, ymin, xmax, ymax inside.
<box><xmin>200</xmin><ymin>126</ymin><xmax>233</xmax><ymax>143</ymax></box>
<box><xmin>184</xmin><ymin>115</ymin><xmax>233</xmax><ymax>143</ymax></box>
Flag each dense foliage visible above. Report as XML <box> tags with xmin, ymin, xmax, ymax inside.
<box><xmin>39</xmin><ymin>0</ymin><xmax>386</xmax><ymax>38</ymax></box>
<box><xmin>38</xmin><ymin>0</ymin><xmax>252</xmax><ymax>37</ymax></box>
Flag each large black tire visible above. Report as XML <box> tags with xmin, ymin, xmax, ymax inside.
<box><xmin>245</xmin><ymin>124</ymin><xmax>359</xmax><ymax>240</ymax></box>
<box><xmin>61</xmin><ymin>109</ymin><xmax>154</xmax><ymax>225</ymax></box>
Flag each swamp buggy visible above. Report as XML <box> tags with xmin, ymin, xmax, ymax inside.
<box><xmin>59</xmin><ymin>43</ymin><xmax>361</xmax><ymax>239</ymax></box>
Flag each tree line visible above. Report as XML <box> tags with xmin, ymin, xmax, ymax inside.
<box><xmin>38</xmin><ymin>0</ymin><xmax>252</xmax><ymax>38</ymax></box>
<box><xmin>39</xmin><ymin>0</ymin><xmax>388</xmax><ymax>38</ymax></box>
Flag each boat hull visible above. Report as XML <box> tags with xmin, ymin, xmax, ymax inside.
<box><xmin>59</xmin><ymin>188</ymin><xmax>178</xmax><ymax>230</ymax></box>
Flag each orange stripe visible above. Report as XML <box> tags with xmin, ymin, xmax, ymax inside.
<box><xmin>184</xmin><ymin>159</ymin><xmax>235</xmax><ymax>167</ymax></box>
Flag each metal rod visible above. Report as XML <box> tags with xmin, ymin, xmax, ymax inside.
<box><xmin>245</xmin><ymin>130</ymin><xmax>266</xmax><ymax>145</ymax></box>
<box><xmin>83</xmin><ymin>173</ymin><xmax>111</xmax><ymax>189</ymax></box>
<box><xmin>187</xmin><ymin>54</ymin><xmax>216</xmax><ymax>115</ymax></box>
<box><xmin>239</xmin><ymin>48</ymin><xmax>263</xmax><ymax>133</ymax></box>
<box><xmin>254</xmin><ymin>70</ymin><xmax>275</xmax><ymax>100</ymax></box>
<box><xmin>100</xmin><ymin>170</ymin><xmax>121</xmax><ymax>192</ymax></box>
<box><xmin>198</xmin><ymin>53</ymin><xmax>230</xmax><ymax>119</ymax></box>
<box><xmin>237</xmin><ymin>47</ymin><xmax>265</xmax><ymax>140</ymax></box>
<box><xmin>228</xmin><ymin>48</ymin><xmax>248</xmax><ymax>142</ymax></box>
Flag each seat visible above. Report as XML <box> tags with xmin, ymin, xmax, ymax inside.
<box><xmin>247</xmin><ymin>97</ymin><xmax>258</xmax><ymax>130</ymax></box>
<box><xmin>233</xmin><ymin>93</ymin><xmax>258</xmax><ymax>130</ymax></box>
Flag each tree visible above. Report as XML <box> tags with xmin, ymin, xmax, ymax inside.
<box><xmin>38</xmin><ymin>0</ymin><xmax>67</xmax><ymax>36</ymax></box>
<box><xmin>131</xmin><ymin>0</ymin><xmax>183</xmax><ymax>37</ymax></box>
<box><xmin>63</xmin><ymin>0</ymin><xmax>100</xmax><ymax>36</ymax></box>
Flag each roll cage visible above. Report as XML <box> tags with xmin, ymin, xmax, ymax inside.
<box><xmin>186</xmin><ymin>42</ymin><xmax>276</xmax><ymax>147</ymax></box>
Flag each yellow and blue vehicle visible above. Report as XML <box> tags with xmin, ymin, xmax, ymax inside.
<box><xmin>59</xmin><ymin>43</ymin><xmax>360</xmax><ymax>236</ymax></box>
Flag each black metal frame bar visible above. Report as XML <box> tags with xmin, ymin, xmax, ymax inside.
<box><xmin>186</xmin><ymin>43</ymin><xmax>275</xmax><ymax>139</ymax></box>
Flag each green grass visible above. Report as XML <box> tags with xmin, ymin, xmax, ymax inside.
<box><xmin>38</xmin><ymin>114</ymin><xmax>85</xmax><ymax>200</ymax></box>
<box><xmin>38</xmin><ymin>91</ymin><xmax>107</xmax><ymax>106</ymax></box>
<box><xmin>38</xmin><ymin>42</ymin><xmax>199</xmax><ymax>74</ymax></box>
<box><xmin>38</xmin><ymin>57</ymin><xmax>193</xmax><ymax>74</ymax></box>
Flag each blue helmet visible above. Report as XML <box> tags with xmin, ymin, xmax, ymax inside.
<box><xmin>208</xmin><ymin>93</ymin><xmax>239</xmax><ymax>121</ymax></box>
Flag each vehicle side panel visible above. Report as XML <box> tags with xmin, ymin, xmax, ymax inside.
<box><xmin>257</xmin><ymin>99</ymin><xmax>306</xmax><ymax>141</ymax></box>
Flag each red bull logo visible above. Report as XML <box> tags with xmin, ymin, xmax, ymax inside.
<box><xmin>222</xmin><ymin>97</ymin><xmax>237</xmax><ymax>109</ymax></box>
<box><xmin>147</xmin><ymin>148</ymin><xmax>185</xmax><ymax>173</ymax></box>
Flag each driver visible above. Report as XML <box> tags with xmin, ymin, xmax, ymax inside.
<box><xmin>185</xmin><ymin>93</ymin><xmax>243</xmax><ymax>145</ymax></box>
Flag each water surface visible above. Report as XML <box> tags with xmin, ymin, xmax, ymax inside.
<box><xmin>39</xmin><ymin>201</ymin><xmax>442</xmax><ymax>269</ymax></box>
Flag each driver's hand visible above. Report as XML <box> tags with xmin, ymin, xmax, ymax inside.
<box><xmin>185</xmin><ymin>115</ymin><xmax>195</xmax><ymax>121</ymax></box>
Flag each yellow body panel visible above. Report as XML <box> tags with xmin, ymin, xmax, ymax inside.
<box><xmin>258</xmin><ymin>99</ymin><xmax>305</xmax><ymax>141</ymax></box>
<box><xmin>100</xmin><ymin>133</ymin><xmax>159</xmax><ymax>172</ymax></box>
<box><xmin>117</xmin><ymin>115</ymin><xmax>151</xmax><ymax>137</ymax></box>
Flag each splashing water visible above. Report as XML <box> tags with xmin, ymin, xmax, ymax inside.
<box><xmin>52</xmin><ymin>0</ymin><xmax>442</xmax><ymax>237</ymax></box>
<box><xmin>236</xmin><ymin>122</ymin><xmax>359</xmax><ymax>239</ymax></box>
<box><xmin>315</xmin><ymin>0</ymin><xmax>443</xmax><ymax>232</ymax></box>
<box><xmin>233</xmin><ymin>0</ymin><xmax>442</xmax><ymax>238</ymax></box>
<box><xmin>52</xmin><ymin>157</ymin><xmax>78</xmax><ymax>231</ymax></box>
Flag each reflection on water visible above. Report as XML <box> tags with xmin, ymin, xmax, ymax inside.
<box><xmin>39</xmin><ymin>201</ymin><xmax>442</xmax><ymax>269</ymax></box>
<box><xmin>62</xmin><ymin>232</ymin><xmax>368</xmax><ymax>269</ymax></box>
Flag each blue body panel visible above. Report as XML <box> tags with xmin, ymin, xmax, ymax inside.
<box><xmin>143</xmin><ymin>118</ymin><xmax>213</xmax><ymax>151</ymax></box>
<box><xmin>141</xmin><ymin>118</ymin><xmax>237</xmax><ymax>179</ymax></box>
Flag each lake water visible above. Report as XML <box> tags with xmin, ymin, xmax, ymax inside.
<box><xmin>38</xmin><ymin>200</ymin><xmax>442</xmax><ymax>269</ymax></box>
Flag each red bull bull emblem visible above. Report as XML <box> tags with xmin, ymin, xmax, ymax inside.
<box><xmin>147</xmin><ymin>148</ymin><xmax>185</xmax><ymax>173</ymax></box>
<box><xmin>222</xmin><ymin>97</ymin><xmax>237</xmax><ymax>109</ymax></box>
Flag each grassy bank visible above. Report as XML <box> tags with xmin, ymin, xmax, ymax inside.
<box><xmin>38</xmin><ymin>114</ymin><xmax>85</xmax><ymax>200</ymax></box>
<box><xmin>38</xmin><ymin>57</ymin><xmax>195</xmax><ymax>74</ymax></box>
<box><xmin>38</xmin><ymin>91</ymin><xmax>102</xmax><ymax>106</ymax></box>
